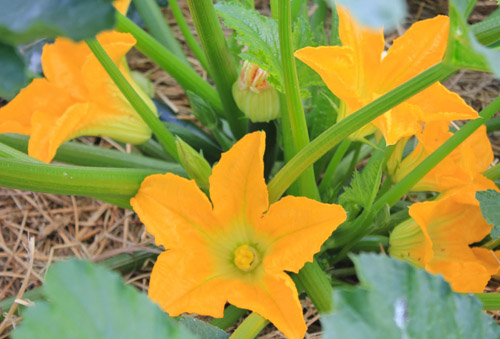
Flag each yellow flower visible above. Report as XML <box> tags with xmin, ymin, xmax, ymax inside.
<box><xmin>391</xmin><ymin>122</ymin><xmax>497</xmax><ymax>204</ymax></box>
<box><xmin>294</xmin><ymin>5</ymin><xmax>477</xmax><ymax>145</ymax></box>
<box><xmin>390</xmin><ymin>193</ymin><xmax>499</xmax><ymax>293</ymax></box>
<box><xmin>0</xmin><ymin>0</ymin><xmax>154</xmax><ymax>163</ymax></box>
<box><xmin>130</xmin><ymin>132</ymin><xmax>346</xmax><ymax>339</ymax></box>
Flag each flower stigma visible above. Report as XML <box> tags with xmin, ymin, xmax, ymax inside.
<box><xmin>234</xmin><ymin>244</ymin><xmax>259</xmax><ymax>271</ymax></box>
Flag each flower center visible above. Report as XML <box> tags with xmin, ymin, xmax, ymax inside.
<box><xmin>233</xmin><ymin>244</ymin><xmax>259</xmax><ymax>271</ymax></box>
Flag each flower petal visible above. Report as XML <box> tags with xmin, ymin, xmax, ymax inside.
<box><xmin>149</xmin><ymin>250</ymin><xmax>227</xmax><ymax>318</ymax></box>
<box><xmin>209</xmin><ymin>131</ymin><xmax>268</xmax><ymax>227</ymax></box>
<box><xmin>0</xmin><ymin>78</ymin><xmax>73</xmax><ymax>135</ymax></box>
<box><xmin>130</xmin><ymin>173</ymin><xmax>218</xmax><ymax>249</ymax></box>
<box><xmin>260</xmin><ymin>196</ymin><xmax>346</xmax><ymax>273</ymax></box>
<box><xmin>337</xmin><ymin>5</ymin><xmax>385</xmax><ymax>96</ymax></box>
<box><xmin>471</xmin><ymin>247</ymin><xmax>500</xmax><ymax>275</ymax></box>
<box><xmin>426</xmin><ymin>260</ymin><xmax>491</xmax><ymax>293</ymax></box>
<box><xmin>113</xmin><ymin>0</ymin><xmax>131</xmax><ymax>14</ymax></box>
<box><xmin>409</xmin><ymin>83</ymin><xmax>478</xmax><ymax>122</ymax></box>
<box><xmin>378</xmin><ymin>16</ymin><xmax>449</xmax><ymax>92</ymax></box>
<box><xmin>294</xmin><ymin>46</ymin><xmax>363</xmax><ymax>110</ymax></box>
<box><xmin>372</xmin><ymin>102</ymin><xmax>422</xmax><ymax>145</ymax></box>
<box><xmin>227</xmin><ymin>271</ymin><xmax>306</xmax><ymax>339</ymax></box>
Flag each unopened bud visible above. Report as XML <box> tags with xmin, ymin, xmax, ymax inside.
<box><xmin>176</xmin><ymin>138</ymin><xmax>211</xmax><ymax>192</ymax></box>
<box><xmin>130</xmin><ymin>71</ymin><xmax>156</xmax><ymax>98</ymax></box>
<box><xmin>232</xmin><ymin>61</ymin><xmax>280</xmax><ymax>122</ymax></box>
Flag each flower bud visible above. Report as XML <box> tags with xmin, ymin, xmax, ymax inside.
<box><xmin>130</xmin><ymin>71</ymin><xmax>155</xmax><ymax>98</ymax></box>
<box><xmin>176</xmin><ymin>138</ymin><xmax>212</xmax><ymax>192</ymax></box>
<box><xmin>232</xmin><ymin>61</ymin><xmax>280</xmax><ymax>122</ymax></box>
<box><xmin>388</xmin><ymin>219</ymin><xmax>427</xmax><ymax>268</ymax></box>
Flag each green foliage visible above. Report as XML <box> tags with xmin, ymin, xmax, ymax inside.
<box><xmin>0</xmin><ymin>43</ymin><xmax>28</xmax><ymax>99</ymax></box>
<box><xmin>339</xmin><ymin>158</ymin><xmax>383</xmax><ymax>214</ymax></box>
<box><xmin>13</xmin><ymin>260</ymin><xmax>228</xmax><ymax>339</ymax></box>
<box><xmin>477</xmin><ymin>189</ymin><xmax>500</xmax><ymax>240</ymax></box>
<box><xmin>0</xmin><ymin>0</ymin><xmax>115</xmax><ymax>45</ymax></box>
<box><xmin>332</xmin><ymin>0</ymin><xmax>407</xmax><ymax>30</ymax></box>
<box><xmin>215</xmin><ymin>2</ymin><xmax>322</xmax><ymax>95</ymax></box>
<box><xmin>322</xmin><ymin>253</ymin><xmax>500</xmax><ymax>339</ymax></box>
<box><xmin>447</xmin><ymin>0</ymin><xmax>500</xmax><ymax>78</ymax></box>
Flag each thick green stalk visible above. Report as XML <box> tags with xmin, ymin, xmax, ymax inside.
<box><xmin>186</xmin><ymin>0</ymin><xmax>248</xmax><ymax>139</ymax></box>
<box><xmin>278</xmin><ymin>0</ymin><xmax>319</xmax><ymax>200</ymax></box>
<box><xmin>0</xmin><ymin>158</ymin><xmax>161</xmax><ymax>208</ymax></box>
<box><xmin>277</xmin><ymin>0</ymin><xmax>330</xmax><ymax>314</ymax></box>
<box><xmin>319</xmin><ymin>139</ymin><xmax>351</xmax><ymax>194</ymax></box>
<box><xmin>115</xmin><ymin>13</ymin><xmax>222</xmax><ymax>112</ymax></box>
<box><xmin>0</xmin><ymin>141</ymin><xmax>40</xmax><ymax>163</ymax></box>
<box><xmin>168</xmin><ymin>0</ymin><xmax>210</xmax><ymax>72</ymax></box>
<box><xmin>474</xmin><ymin>293</ymin><xmax>500</xmax><ymax>311</ymax></box>
<box><xmin>484</xmin><ymin>163</ymin><xmax>500</xmax><ymax>180</ymax></box>
<box><xmin>267</xmin><ymin>62</ymin><xmax>456</xmax><ymax>203</ymax></box>
<box><xmin>0</xmin><ymin>134</ymin><xmax>184</xmax><ymax>173</ymax></box>
<box><xmin>373</xmin><ymin>94</ymin><xmax>500</xmax><ymax>210</ymax></box>
<box><xmin>485</xmin><ymin>116</ymin><xmax>500</xmax><ymax>133</ymax></box>
<box><xmin>210</xmin><ymin>306</ymin><xmax>248</xmax><ymax>330</ymax></box>
<box><xmin>86</xmin><ymin>38</ymin><xmax>179</xmax><ymax>162</ymax></box>
<box><xmin>131</xmin><ymin>0</ymin><xmax>188</xmax><ymax>64</ymax></box>
<box><xmin>229</xmin><ymin>313</ymin><xmax>269</xmax><ymax>339</ymax></box>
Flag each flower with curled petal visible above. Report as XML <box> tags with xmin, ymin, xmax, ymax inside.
<box><xmin>131</xmin><ymin>131</ymin><xmax>347</xmax><ymax>339</ymax></box>
<box><xmin>295</xmin><ymin>5</ymin><xmax>477</xmax><ymax>145</ymax></box>
<box><xmin>0</xmin><ymin>1</ymin><xmax>154</xmax><ymax>163</ymax></box>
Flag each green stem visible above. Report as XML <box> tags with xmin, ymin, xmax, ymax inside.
<box><xmin>277</xmin><ymin>0</ymin><xmax>331</xmax><ymax>313</ymax></box>
<box><xmin>471</xmin><ymin>7</ymin><xmax>500</xmax><ymax>45</ymax></box>
<box><xmin>115</xmin><ymin>13</ymin><xmax>222</xmax><ymax>112</ymax></box>
<box><xmin>85</xmin><ymin>38</ymin><xmax>179</xmax><ymax>162</ymax></box>
<box><xmin>186</xmin><ymin>0</ymin><xmax>248</xmax><ymax>138</ymax></box>
<box><xmin>0</xmin><ymin>158</ymin><xmax>160</xmax><ymax>208</ymax></box>
<box><xmin>291</xmin><ymin>0</ymin><xmax>306</xmax><ymax>22</ymax></box>
<box><xmin>310</xmin><ymin>0</ymin><xmax>327</xmax><ymax>28</ymax></box>
<box><xmin>0</xmin><ymin>134</ymin><xmax>184</xmax><ymax>173</ymax></box>
<box><xmin>485</xmin><ymin>116</ymin><xmax>500</xmax><ymax>133</ymax></box>
<box><xmin>267</xmin><ymin>62</ymin><xmax>456</xmax><ymax>203</ymax></box>
<box><xmin>229</xmin><ymin>312</ymin><xmax>269</xmax><ymax>339</ymax></box>
<box><xmin>169</xmin><ymin>0</ymin><xmax>210</xmax><ymax>73</ymax></box>
<box><xmin>131</xmin><ymin>0</ymin><xmax>188</xmax><ymax>64</ymax></box>
<box><xmin>474</xmin><ymin>293</ymin><xmax>500</xmax><ymax>311</ymax></box>
<box><xmin>210</xmin><ymin>306</ymin><xmax>248</xmax><ymax>330</ymax></box>
<box><xmin>278</xmin><ymin>0</ymin><xmax>319</xmax><ymax>200</ymax></box>
<box><xmin>484</xmin><ymin>237</ymin><xmax>500</xmax><ymax>250</ymax></box>
<box><xmin>484</xmin><ymin>162</ymin><xmax>500</xmax><ymax>180</ymax></box>
<box><xmin>373</xmin><ymin>94</ymin><xmax>500</xmax><ymax>210</ymax></box>
<box><xmin>319</xmin><ymin>139</ymin><xmax>351</xmax><ymax>194</ymax></box>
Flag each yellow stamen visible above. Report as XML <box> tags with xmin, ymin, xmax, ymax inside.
<box><xmin>234</xmin><ymin>244</ymin><xmax>258</xmax><ymax>271</ymax></box>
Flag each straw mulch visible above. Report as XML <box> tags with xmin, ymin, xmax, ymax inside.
<box><xmin>0</xmin><ymin>0</ymin><xmax>499</xmax><ymax>337</ymax></box>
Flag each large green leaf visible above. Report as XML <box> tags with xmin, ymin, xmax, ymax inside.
<box><xmin>477</xmin><ymin>189</ymin><xmax>500</xmax><ymax>240</ymax></box>
<box><xmin>332</xmin><ymin>0</ymin><xmax>407</xmax><ymax>30</ymax></box>
<box><xmin>322</xmin><ymin>254</ymin><xmax>500</xmax><ymax>339</ymax></box>
<box><xmin>13</xmin><ymin>260</ymin><xmax>207</xmax><ymax>339</ymax></box>
<box><xmin>0</xmin><ymin>43</ymin><xmax>28</xmax><ymax>99</ymax></box>
<box><xmin>0</xmin><ymin>0</ymin><xmax>116</xmax><ymax>45</ymax></box>
<box><xmin>447</xmin><ymin>0</ymin><xmax>500</xmax><ymax>78</ymax></box>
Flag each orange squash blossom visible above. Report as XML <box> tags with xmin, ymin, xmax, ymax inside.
<box><xmin>0</xmin><ymin>0</ymin><xmax>153</xmax><ymax>163</ymax></box>
<box><xmin>294</xmin><ymin>5</ymin><xmax>477</xmax><ymax>145</ymax></box>
<box><xmin>131</xmin><ymin>132</ymin><xmax>347</xmax><ymax>339</ymax></box>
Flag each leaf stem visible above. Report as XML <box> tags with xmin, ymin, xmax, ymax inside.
<box><xmin>210</xmin><ymin>306</ymin><xmax>248</xmax><ymax>330</ymax></box>
<box><xmin>267</xmin><ymin>62</ymin><xmax>456</xmax><ymax>203</ymax></box>
<box><xmin>115</xmin><ymin>13</ymin><xmax>222</xmax><ymax>112</ymax></box>
<box><xmin>168</xmin><ymin>0</ymin><xmax>210</xmax><ymax>73</ymax></box>
<box><xmin>474</xmin><ymin>293</ymin><xmax>500</xmax><ymax>310</ymax></box>
<box><xmin>229</xmin><ymin>312</ymin><xmax>269</xmax><ymax>339</ymax></box>
<box><xmin>85</xmin><ymin>38</ymin><xmax>179</xmax><ymax>161</ymax></box>
<box><xmin>186</xmin><ymin>0</ymin><xmax>248</xmax><ymax>138</ymax></box>
<box><xmin>131</xmin><ymin>0</ymin><xmax>188</xmax><ymax>64</ymax></box>
<box><xmin>319</xmin><ymin>139</ymin><xmax>351</xmax><ymax>194</ymax></box>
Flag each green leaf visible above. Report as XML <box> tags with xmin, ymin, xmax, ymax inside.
<box><xmin>215</xmin><ymin>2</ymin><xmax>281</xmax><ymax>90</ymax></box>
<box><xmin>476</xmin><ymin>189</ymin><xmax>500</xmax><ymax>240</ymax></box>
<box><xmin>0</xmin><ymin>0</ymin><xmax>116</xmax><ymax>45</ymax></box>
<box><xmin>331</xmin><ymin>0</ymin><xmax>407</xmax><ymax>30</ymax></box>
<box><xmin>339</xmin><ymin>158</ymin><xmax>383</xmax><ymax>212</ymax></box>
<box><xmin>322</xmin><ymin>253</ymin><xmax>500</xmax><ymax>339</ymax></box>
<box><xmin>13</xmin><ymin>260</ymin><xmax>198</xmax><ymax>339</ymax></box>
<box><xmin>0</xmin><ymin>43</ymin><xmax>28</xmax><ymax>99</ymax></box>
<box><xmin>447</xmin><ymin>0</ymin><xmax>500</xmax><ymax>78</ymax></box>
<box><xmin>177</xmin><ymin>317</ymin><xmax>229</xmax><ymax>339</ymax></box>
